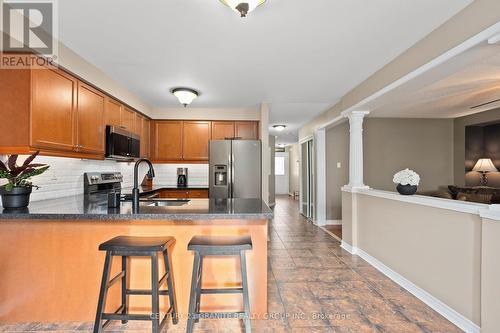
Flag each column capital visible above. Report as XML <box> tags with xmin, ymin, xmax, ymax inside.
<box><xmin>341</xmin><ymin>110</ymin><xmax>370</xmax><ymax>119</ymax></box>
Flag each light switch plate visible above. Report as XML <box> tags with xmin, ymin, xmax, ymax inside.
<box><xmin>337</xmin><ymin>162</ymin><xmax>342</xmax><ymax>168</ymax></box>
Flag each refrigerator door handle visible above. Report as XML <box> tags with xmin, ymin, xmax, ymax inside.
<box><xmin>228</xmin><ymin>153</ymin><xmax>232</xmax><ymax>199</ymax></box>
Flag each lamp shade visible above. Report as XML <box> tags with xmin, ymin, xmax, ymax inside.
<box><xmin>472</xmin><ymin>158</ymin><xmax>498</xmax><ymax>172</ymax></box>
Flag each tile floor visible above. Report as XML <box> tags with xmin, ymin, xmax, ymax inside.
<box><xmin>0</xmin><ymin>195</ymin><xmax>463</xmax><ymax>333</ymax></box>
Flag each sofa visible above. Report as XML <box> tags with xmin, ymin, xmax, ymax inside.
<box><xmin>418</xmin><ymin>185</ymin><xmax>500</xmax><ymax>204</ymax></box>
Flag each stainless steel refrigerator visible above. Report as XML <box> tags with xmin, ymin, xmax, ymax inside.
<box><xmin>209</xmin><ymin>140</ymin><xmax>262</xmax><ymax>199</ymax></box>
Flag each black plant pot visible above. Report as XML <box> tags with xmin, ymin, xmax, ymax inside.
<box><xmin>396</xmin><ymin>184</ymin><xmax>417</xmax><ymax>195</ymax></box>
<box><xmin>0</xmin><ymin>186</ymin><xmax>33</xmax><ymax>209</ymax></box>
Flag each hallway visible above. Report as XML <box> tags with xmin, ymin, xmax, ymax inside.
<box><xmin>264</xmin><ymin>195</ymin><xmax>462</xmax><ymax>332</ymax></box>
<box><xmin>0</xmin><ymin>196</ymin><xmax>462</xmax><ymax>333</ymax></box>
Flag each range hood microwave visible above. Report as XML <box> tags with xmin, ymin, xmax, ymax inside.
<box><xmin>105</xmin><ymin>125</ymin><xmax>140</xmax><ymax>160</ymax></box>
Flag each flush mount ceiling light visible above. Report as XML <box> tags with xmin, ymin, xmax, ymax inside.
<box><xmin>273</xmin><ymin>125</ymin><xmax>286</xmax><ymax>131</ymax></box>
<box><xmin>219</xmin><ymin>0</ymin><xmax>266</xmax><ymax>17</ymax></box>
<box><xmin>171</xmin><ymin>88</ymin><xmax>199</xmax><ymax>107</ymax></box>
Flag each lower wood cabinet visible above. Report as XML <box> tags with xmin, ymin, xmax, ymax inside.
<box><xmin>158</xmin><ymin>189</ymin><xmax>208</xmax><ymax>199</ymax></box>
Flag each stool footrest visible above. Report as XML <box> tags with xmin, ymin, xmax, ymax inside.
<box><xmin>200</xmin><ymin>288</ymin><xmax>243</xmax><ymax>294</ymax></box>
<box><xmin>102</xmin><ymin>313</ymin><xmax>152</xmax><ymax>321</ymax></box>
<box><xmin>126</xmin><ymin>289</ymin><xmax>170</xmax><ymax>296</ymax></box>
<box><xmin>194</xmin><ymin>312</ymin><xmax>246</xmax><ymax>320</ymax></box>
<box><xmin>106</xmin><ymin>270</ymin><xmax>125</xmax><ymax>288</ymax></box>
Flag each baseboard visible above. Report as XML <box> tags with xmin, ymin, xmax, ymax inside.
<box><xmin>340</xmin><ymin>242</ymin><xmax>479</xmax><ymax>333</ymax></box>
<box><xmin>325</xmin><ymin>219</ymin><xmax>342</xmax><ymax>225</ymax></box>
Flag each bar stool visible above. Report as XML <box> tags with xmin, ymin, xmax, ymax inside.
<box><xmin>187</xmin><ymin>235</ymin><xmax>253</xmax><ymax>333</ymax></box>
<box><xmin>93</xmin><ymin>236</ymin><xmax>178</xmax><ymax>333</ymax></box>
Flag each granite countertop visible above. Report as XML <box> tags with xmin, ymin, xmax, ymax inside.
<box><xmin>0</xmin><ymin>194</ymin><xmax>273</xmax><ymax>221</ymax></box>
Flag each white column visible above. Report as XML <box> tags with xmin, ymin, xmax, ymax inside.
<box><xmin>343</xmin><ymin>111</ymin><xmax>370</xmax><ymax>189</ymax></box>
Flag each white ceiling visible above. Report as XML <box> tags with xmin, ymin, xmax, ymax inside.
<box><xmin>57</xmin><ymin>0</ymin><xmax>472</xmax><ymax>144</ymax></box>
<box><xmin>361</xmin><ymin>42</ymin><xmax>500</xmax><ymax>118</ymax></box>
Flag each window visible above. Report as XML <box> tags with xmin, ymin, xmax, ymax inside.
<box><xmin>275</xmin><ymin>156</ymin><xmax>285</xmax><ymax>176</ymax></box>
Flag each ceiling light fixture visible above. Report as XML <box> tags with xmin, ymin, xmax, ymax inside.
<box><xmin>171</xmin><ymin>88</ymin><xmax>199</xmax><ymax>107</ymax></box>
<box><xmin>273</xmin><ymin>125</ymin><xmax>286</xmax><ymax>131</ymax></box>
<box><xmin>219</xmin><ymin>0</ymin><xmax>266</xmax><ymax>17</ymax></box>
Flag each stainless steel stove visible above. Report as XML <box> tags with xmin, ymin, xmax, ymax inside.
<box><xmin>84</xmin><ymin>172</ymin><xmax>123</xmax><ymax>195</ymax></box>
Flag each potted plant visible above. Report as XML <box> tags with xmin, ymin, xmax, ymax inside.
<box><xmin>393</xmin><ymin>168</ymin><xmax>420</xmax><ymax>195</ymax></box>
<box><xmin>0</xmin><ymin>151</ymin><xmax>49</xmax><ymax>209</ymax></box>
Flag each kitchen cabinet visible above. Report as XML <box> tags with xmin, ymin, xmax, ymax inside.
<box><xmin>121</xmin><ymin>107</ymin><xmax>136</xmax><ymax>133</ymax></box>
<box><xmin>183</xmin><ymin>121</ymin><xmax>211</xmax><ymax>160</ymax></box>
<box><xmin>104</xmin><ymin>97</ymin><xmax>122</xmax><ymax>128</ymax></box>
<box><xmin>141</xmin><ymin>117</ymin><xmax>151</xmax><ymax>158</ymax></box>
<box><xmin>158</xmin><ymin>189</ymin><xmax>208</xmax><ymax>199</ymax></box>
<box><xmin>235</xmin><ymin>121</ymin><xmax>259</xmax><ymax>140</ymax></box>
<box><xmin>212</xmin><ymin>121</ymin><xmax>235</xmax><ymax>140</ymax></box>
<box><xmin>154</xmin><ymin>121</ymin><xmax>183</xmax><ymax>161</ymax></box>
<box><xmin>30</xmin><ymin>67</ymin><xmax>76</xmax><ymax>152</ymax></box>
<box><xmin>76</xmin><ymin>82</ymin><xmax>105</xmax><ymax>154</ymax></box>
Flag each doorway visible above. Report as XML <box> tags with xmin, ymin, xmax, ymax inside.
<box><xmin>275</xmin><ymin>152</ymin><xmax>289</xmax><ymax>195</ymax></box>
<box><xmin>300</xmin><ymin>139</ymin><xmax>314</xmax><ymax>220</ymax></box>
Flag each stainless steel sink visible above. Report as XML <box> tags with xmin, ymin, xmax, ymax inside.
<box><xmin>141</xmin><ymin>199</ymin><xmax>190</xmax><ymax>207</ymax></box>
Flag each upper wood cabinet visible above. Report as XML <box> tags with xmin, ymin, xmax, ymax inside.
<box><xmin>76</xmin><ymin>82</ymin><xmax>105</xmax><ymax>154</ymax></box>
<box><xmin>121</xmin><ymin>107</ymin><xmax>136</xmax><ymax>133</ymax></box>
<box><xmin>154</xmin><ymin>121</ymin><xmax>183</xmax><ymax>161</ymax></box>
<box><xmin>104</xmin><ymin>97</ymin><xmax>122</xmax><ymax>128</ymax></box>
<box><xmin>137</xmin><ymin>115</ymin><xmax>151</xmax><ymax>158</ymax></box>
<box><xmin>31</xmin><ymin>67</ymin><xmax>77</xmax><ymax>152</ymax></box>
<box><xmin>183</xmin><ymin>121</ymin><xmax>211</xmax><ymax>160</ymax></box>
<box><xmin>235</xmin><ymin>121</ymin><xmax>259</xmax><ymax>140</ymax></box>
<box><xmin>212</xmin><ymin>121</ymin><xmax>235</xmax><ymax>140</ymax></box>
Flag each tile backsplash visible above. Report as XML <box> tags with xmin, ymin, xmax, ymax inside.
<box><xmin>0</xmin><ymin>155</ymin><xmax>208</xmax><ymax>204</ymax></box>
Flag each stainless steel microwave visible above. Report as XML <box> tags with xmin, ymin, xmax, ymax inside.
<box><xmin>105</xmin><ymin>125</ymin><xmax>140</xmax><ymax>160</ymax></box>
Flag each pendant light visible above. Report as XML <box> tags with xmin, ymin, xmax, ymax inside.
<box><xmin>171</xmin><ymin>88</ymin><xmax>199</xmax><ymax>107</ymax></box>
<box><xmin>219</xmin><ymin>0</ymin><xmax>266</xmax><ymax>17</ymax></box>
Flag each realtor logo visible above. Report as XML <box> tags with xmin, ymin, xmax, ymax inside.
<box><xmin>1</xmin><ymin>0</ymin><xmax>57</xmax><ymax>58</ymax></box>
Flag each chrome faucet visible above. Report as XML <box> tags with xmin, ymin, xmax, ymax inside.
<box><xmin>132</xmin><ymin>158</ymin><xmax>155</xmax><ymax>213</ymax></box>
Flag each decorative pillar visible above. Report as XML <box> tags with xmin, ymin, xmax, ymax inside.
<box><xmin>343</xmin><ymin>111</ymin><xmax>370</xmax><ymax>189</ymax></box>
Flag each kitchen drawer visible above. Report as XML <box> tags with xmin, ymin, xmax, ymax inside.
<box><xmin>159</xmin><ymin>189</ymin><xmax>189</xmax><ymax>199</ymax></box>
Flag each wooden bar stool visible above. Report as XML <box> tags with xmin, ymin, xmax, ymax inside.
<box><xmin>93</xmin><ymin>236</ymin><xmax>178</xmax><ymax>333</ymax></box>
<box><xmin>186</xmin><ymin>235</ymin><xmax>253</xmax><ymax>333</ymax></box>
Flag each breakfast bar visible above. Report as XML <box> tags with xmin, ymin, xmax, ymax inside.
<box><xmin>0</xmin><ymin>196</ymin><xmax>272</xmax><ymax>323</ymax></box>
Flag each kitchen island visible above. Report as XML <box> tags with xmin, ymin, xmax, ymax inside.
<box><xmin>0</xmin><ymin>196</ymin><xmax>272</xmax><ymax>323</ymax></box>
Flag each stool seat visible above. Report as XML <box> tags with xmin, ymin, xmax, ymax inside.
<box><xmin>188</xmin><ymin>235</ymin><xmax>252</xmax><ymax>252</ymax></box>
<box><xmin>98</xmin><ymin>236</ymin><xmax>175</xmax><ymax>252</ymax></box>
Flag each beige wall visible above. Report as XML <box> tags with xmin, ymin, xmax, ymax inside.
<box><xmin>453</xmin><ymin>107</ymin><xmax>500</xmax><ymax>186</ymax></box>
<box><xmin>150</xmin><ymin>106</ymin><xmax>260</xmax><ymax>120</ymax></box>
<box><xmin>326</xmin><ymin>121</ymin><xmax>350</xmax><ymax>220</ymax></box>
<box><xmin>299</xmin><ymin>0</ymin><xmax>500</xmax><ymax>140</ymax></box>
<box><xmin>326</xmin><ymin>118</ymin><xmax>454</xmax><ymax>220</ymax></box>
<box><xmin>288</xmin><ymin>144</ymin><xmax>300</xmax><ymax>195</ymax></box>
<box><xmin>364</xmin><ymin>118</ymin><xmax>454</xmax><ymax>191</ymax></box>
<box><xmin>481</xmin><ymin>218</ymin><xmax>500</xmax><ymax>333</ymax></box>
<box><xmin>354</xmin><ymin>193</ymin><xmax>482</xmax><ymax>325</ymax></box>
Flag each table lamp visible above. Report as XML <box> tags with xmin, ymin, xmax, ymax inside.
<box><xmin>472</xmin><ymin>158</ymin><xmax>498</xmax><ymax>186</ymax></box>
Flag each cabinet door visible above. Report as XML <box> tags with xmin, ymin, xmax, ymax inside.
<box><xmin>121</xmin><ymin>107</ymin><xmax>136</xmax><ymax>133</ymax></box>
<box><xmin>212</xmin><ymin>121</ymin><xmax>235</xmax><ymax>140</ymax></box>
<box><xmin>31</xmin><ymin>68</ymin><xmax>76</xmax><ymax>151</ymax></box>
<box><xmin>76</xmin><ymin>82</ymin><xmax>105</xmax><ymax>154</ymax></box>
<box><xmin>154</xmin><ymin>121</ymin><xmax>183</xmax><ymax>161</ymax></box>
<box><xmin>104</xmin><ymin>98</ymin><xmax>122</xmax><ymax>127</ymax></box>
<box><xmin>183</xmin><ymin>121</ymin><xmax>211</xmax><ymax>160</ymax></box>
<box><xmin>141</xmin><ymin>118</ymin><xmax>151</xmax><ymax>158</ymax></box>
<box><xmin>188</xmin><ymin>189</ymin><xmax>209</xmax><ymax>198</ymax></box>
<box><xmin>235</xmin><ymin>121</ymin><xmax>259</xmax><ymax>140</ymax></box>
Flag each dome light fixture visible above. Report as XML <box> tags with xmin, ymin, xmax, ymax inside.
<box><xmin>171</xmin><ymin>87</ymin><xmax>199</xmax><ymax>107</ymax></box>
<box><xmin>273</xmin><ymin>125</ymin><xmax>286</xmax><ymax>131</ymax></box>
<box><xmin>219</xmin><ymin>0</ymin><xmax>266</xmax><ymax>17</ymax></box>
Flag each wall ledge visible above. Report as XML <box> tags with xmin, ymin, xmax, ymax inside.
<box><xmin>341</xmin><ymin>241</ymin><xmax>480</xmax><ymax>333</ymax></box>
<box><xmin>342</xmin><ymin>188</ymin><xmax>488</xmax><ymax>214</ymax></box>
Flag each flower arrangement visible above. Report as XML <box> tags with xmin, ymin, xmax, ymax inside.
<box><xmin>393</xmin><ymin>168</ymin><xmax>420</xmax><ymax>186</ymax></box>
<box><xmin>0</xmin><ymin>151</ymin><xmax>49</xmax><ymax>191</ymax></box>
